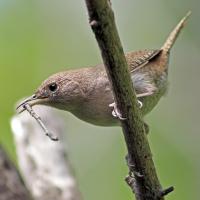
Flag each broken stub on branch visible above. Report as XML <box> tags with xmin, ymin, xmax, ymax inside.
<box><xmin>16</xmin><ymin>100</ymin><xmax>58</xmax><ymax>141</ymax></box>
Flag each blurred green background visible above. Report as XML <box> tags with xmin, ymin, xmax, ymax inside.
<box><xmin>0</xmin><ymin>0</ymin><xmax>199</xmax><ymax>199</ymax></box>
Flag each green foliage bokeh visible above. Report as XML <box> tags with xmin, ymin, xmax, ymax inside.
<box><xmin>0</xmin><ymin>0</ymin><xmax>199</xmax><ymax>200</ymax></box>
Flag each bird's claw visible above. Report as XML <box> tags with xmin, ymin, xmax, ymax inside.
<box><xmin>137</xmin><ymin>100</ymin><xmax>143</xmax><ymax>108</ymax></box>
<box><xmin>109</xmin><ymin>102</ymin><xmax>126</xmax><ymax>120</ymax></box>
<box><xmin>109</xmin><ymin>100</ymin><xmax>142</xmax><ymax>120</ymax></box>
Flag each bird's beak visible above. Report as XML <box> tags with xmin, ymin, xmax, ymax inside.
<box><xmin>16</xmin><ymin>94</ymin><xmax>47</xmax><ymax>113</ymax></box>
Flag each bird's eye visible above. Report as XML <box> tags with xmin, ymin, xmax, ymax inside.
<box><xmin>48</xmin><ymin>83</ymin><xmax>58</xmax><ymax>92</ymax></box>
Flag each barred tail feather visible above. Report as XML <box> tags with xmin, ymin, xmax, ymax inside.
<box><xmin>162</xmin><ymin>11</ymin><xmax>191</xmax><ymax>53</ymax></box>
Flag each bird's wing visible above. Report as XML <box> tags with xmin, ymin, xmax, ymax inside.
<box><xmin>126</xmin><ymin>49</ymin><xmax>161</xmax><ymax>72</ymax></box>
<box><xmin>131</xmin><ymin>72</ymin><xmax>157</xmax><ymax>97</ymax></box>
<box><xmin>126</xmin><ymin>49</ymin><xmax>162</xmax><ymax>97</ymax></box>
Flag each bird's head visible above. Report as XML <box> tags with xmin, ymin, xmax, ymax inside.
<box><xmin>17</xmin><ymin>71</ymin><xmax>86</xmax><ymax>113</ymax></box>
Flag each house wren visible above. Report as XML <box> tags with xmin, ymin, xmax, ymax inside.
<box><xmin>17</xmin><ymin>12</ymin><xmax>190</xmax><ymax>127</ymax></box>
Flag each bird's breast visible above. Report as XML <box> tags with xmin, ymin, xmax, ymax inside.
<box><xmin>71</xmin><ymin>90</ymin><xmax>119</xmax><ymax>126</ymax></box>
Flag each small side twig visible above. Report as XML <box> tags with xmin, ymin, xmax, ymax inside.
<box><xmin>160</xmin><ymin>186</ymin><xmax>174</xmax><ymax>197</ymax></box>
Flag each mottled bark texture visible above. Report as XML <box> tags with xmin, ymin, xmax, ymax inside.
<box><xmin>84</xmin><ymin>0</ymin><xmax>170</xmax><ymax>199</ymax></box>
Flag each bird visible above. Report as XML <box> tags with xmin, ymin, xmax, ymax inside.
<box><xmin>17</xmin><ymin>12</ymin><xmax>190</xmax><ymax>127</ymax></box>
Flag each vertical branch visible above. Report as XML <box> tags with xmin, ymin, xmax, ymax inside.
<box><xmin>84</xmin><ymin>1</ymin><xmax>171</xmax><ymax>199</ymax></box>
<box><xmin>11</xmin><ymin>105</ymin><xmax>82</xmax><ymax>200</ymax></box>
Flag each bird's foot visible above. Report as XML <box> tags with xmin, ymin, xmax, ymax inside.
<box><xmin>109</xmin><ymin>100</ymin><xmax>142</xmax><ymax>120</ymax></box>
<box><xmin>109</xmin><ymin>102</ymin><xmax>126</xmax><ymax>120</ymax></box>
<box><xmin>137</xmin><ymin>100</ymin><xmax>143</xmax><ymax>108</ymax></box>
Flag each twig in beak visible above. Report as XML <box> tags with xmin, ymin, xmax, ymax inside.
<box><xmin>16</xmin><ymin>95</ymin><xmax>37</xmax><ymax>111</ymax></box>
<box><xmin>23</xmin><ymin>103</ymin><xmax>59</xmax><ymax>141</ymax></box>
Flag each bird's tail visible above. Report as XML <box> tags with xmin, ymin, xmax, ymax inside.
<box><xmin>162</xmin><ymin>11</ymin><xmax>191</xmax><ymax>53</ymax></box>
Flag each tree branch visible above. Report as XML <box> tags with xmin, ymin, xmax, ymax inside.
<box><xmin>84</xmin><ymin>1</ymin><xmax>170</xmax><ymax>199</ymax></box>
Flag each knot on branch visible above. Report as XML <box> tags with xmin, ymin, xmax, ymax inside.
<box><xmin>126</xmin><ymin>154</ymin><xmax>144</xmax><ymax>177</ymax></box>
<box><xmin>125</xmin><ymin>175</ymin><xmax>135</xmax><ymax>193</ymax></box>
<box><xmin>89</xmin><ymin>20</ymin><xmax>99</xmax><ymax>28</ymax></box>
